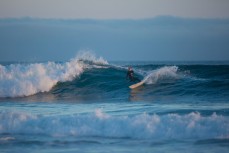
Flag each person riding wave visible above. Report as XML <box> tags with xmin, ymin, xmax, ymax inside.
<box><xmin>126</xmin><ymin>67</ymin><xmax>140</xmax><ymax>82</ymax></box>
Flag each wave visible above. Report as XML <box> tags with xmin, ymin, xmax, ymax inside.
<box><xmin>0</xmin><ymin>52</ymin><xmax>108</xmax><ymax>98</ymax></box>
<box><xmin>1</xmin><ymin>53</ymin><xmax>229</xmax><ymax>101</ymax></box>
<box><xmin>0</xmin><ymin>110</ymin><xmax>228</xmax><ymax>140</ymax></box>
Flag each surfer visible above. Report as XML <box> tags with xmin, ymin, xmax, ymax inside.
<box><xmin>126</xmin><ymin>67</ymin><xmax>140</xmax><ymax>82</ymax></box>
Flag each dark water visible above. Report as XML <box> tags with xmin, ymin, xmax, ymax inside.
<box><xmin>0</xmin><ymin>56</ymin><xmax>229</xmax><ymax>153</ymax></box>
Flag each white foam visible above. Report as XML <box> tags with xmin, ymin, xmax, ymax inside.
<box><xmin>0</xmin><ymin>110</ymin><xmax>228</xmax><ymax>139</ymax></box>
<box><xmin>0</xmin><ymin>52</ymin><xmax>108</xmax><ymax>97</ymax></box>
<box><xmin>143</xmin><ymin>66</ymin><xmax>179</xmax><ymax>84</ymax></box>
<box><xmin>0</xmin><ymin>137</ymin><xmax>15</xmax><ymax>141</ymax></box>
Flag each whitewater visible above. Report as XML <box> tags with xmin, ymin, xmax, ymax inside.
<box><xmin>0</xmin><ymin>52</ymin><xmax>108</xmax><ymax>97</ymax></box>
<box><xmin>0</xmin><ymin>53</ymin><xmax>229</xmax><ymax>153</ymax></box>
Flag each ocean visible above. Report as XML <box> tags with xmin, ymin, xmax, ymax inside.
<box><xmin>0</xmin><ymin>53</ymin><xmax>229</xmax><ymax>153</ymax></box>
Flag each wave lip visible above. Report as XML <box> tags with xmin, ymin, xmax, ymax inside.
<box><xmin>0</xmin><ymin>52</ymin><xmax>108</xmax><ymax>98</ymax></box>
<box><xmin>0</xmin><ymin>110</ymin><xmax>228</xmax><ymax>140</ymax></box>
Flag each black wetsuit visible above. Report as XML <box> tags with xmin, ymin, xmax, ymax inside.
<box><xmin>126</xmin><ymin>70</ymin><xmax>134</xmax><ymax>81</ymax></box>
<box><xmin>126</xmin><ymin>70</ymin><xmax>140</xmax><ymax>82</ymax></box>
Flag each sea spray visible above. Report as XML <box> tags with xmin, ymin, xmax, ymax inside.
<box><xmin>76</xmin><ymin>51</ymin><xmax>108</xmax><ymax>65</ymax></box>
<box><xmin>143</xmin><ymin>66</ymin><xmax>179</xmax><ymax>84</ymax></box>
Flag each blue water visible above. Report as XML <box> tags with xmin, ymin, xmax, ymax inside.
<box><xmin>0</xmin><ymin>54</ymin><xmax>229</xmax><ymax>153</ymax></box>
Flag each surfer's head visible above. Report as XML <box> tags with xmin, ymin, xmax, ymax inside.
<box><xmin>128</xmin><ymin>67</ymin><xmax>132</xmax><ymax>71</ymax></box>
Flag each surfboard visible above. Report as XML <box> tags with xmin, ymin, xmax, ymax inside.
<box><xmin>129</xmin><ymin>80</ymin><xmax>144</xmax><ymax>89</ymax></box>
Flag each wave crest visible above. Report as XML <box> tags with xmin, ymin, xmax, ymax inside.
<box><xmin>76</xmin><ymin>51</ymin><xmax>108</xmax><ymax>66</ymax></box>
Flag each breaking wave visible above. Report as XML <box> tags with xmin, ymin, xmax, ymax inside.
<box><xmin>0</xmin><ymin>52</ymin><xmax>108</xmax><ymax>97</ymax></box>
<box><xmin>0</xmin><ymin>52</ymin><xmax>228</xmax><ymax>102</ymax></box>
<box><xmin>0</xmin><ymin>110</ymin><xmax>228</xmax><ymax>140</ymax></box>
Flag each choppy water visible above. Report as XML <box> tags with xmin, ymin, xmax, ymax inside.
<box><xmin>0</xmin><ymin>53</ymin><xmax>229</xmax><ymax>153</ymax></box>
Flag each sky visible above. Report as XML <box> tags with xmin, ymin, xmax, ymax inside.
<box><xmin>0</xmin><ymin>0</ymin><xmax>229</xmax><ymax>61</ymax></box>
<box><xmin>1</xmin><ymin>0</ymin><xmax>229</xmax><ymax>19</ymax></box>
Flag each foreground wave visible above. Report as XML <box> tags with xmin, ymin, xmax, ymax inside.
<box><xmin>0</xmin><ymin>110</ymin><xmax>228</xmax><ymax>140</ymax></box>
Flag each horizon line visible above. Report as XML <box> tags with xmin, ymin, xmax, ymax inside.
<box><xmin>1</xmin><ymin>15</ymin><xmax>229</xmax><ymax>21</ymax></box>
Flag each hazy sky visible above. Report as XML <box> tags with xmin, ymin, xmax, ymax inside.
<box><xmin>0</xmin><ymin>0</ymin><xmax>229</xmax><ymax>61</ymax></box>
<box><xmin>1</xmin><ymin>0</ymin><xmax>229</xmax><ymax>19</ymax></box>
